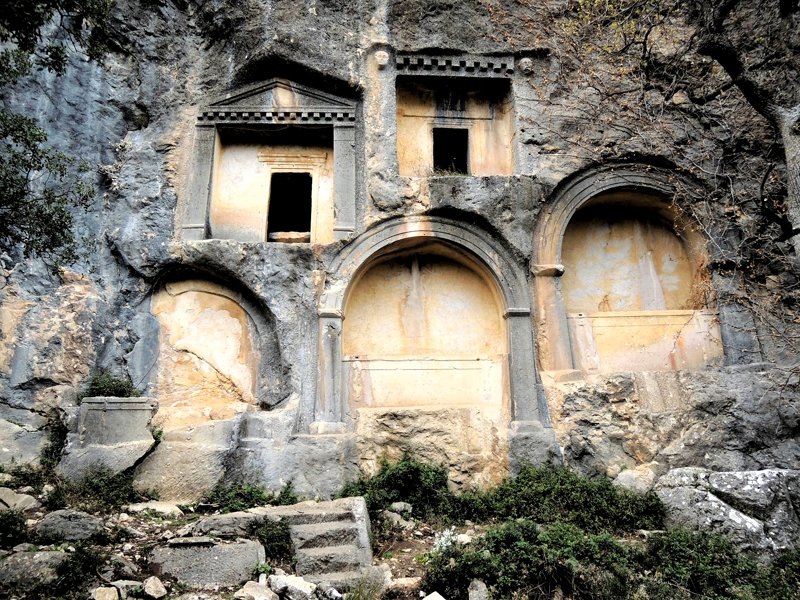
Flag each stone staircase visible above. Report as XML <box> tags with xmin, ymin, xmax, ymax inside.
<box><xmin>191</xmin><ymin>497</ymin><xmax>374</xmax><ymax>592</ymax></box>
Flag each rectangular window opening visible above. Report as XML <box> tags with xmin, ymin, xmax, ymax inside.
<box><xmin>267</xmin><ymin>172</ymin><xmax>313</xmax><ymax>242</ymax></box>
<box><xmin>432</xmin><ymin>128</ymin><xmax>469</xmax><ymax>174</ymax></box>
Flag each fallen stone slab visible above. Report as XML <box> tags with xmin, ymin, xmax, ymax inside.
<box><xmin>149</xmin><ymin>538</ymin><xmax>265</xmax><ymax>587</ymax></box>
<box><xmin>32</xmin><ymin>509</ymin><xmax>105</xmax><ymax>542</ymax></box>
<box><xmin>0</xmin><ymin>487</ymin><xmax>41</xmax><ymax>511</ymax></box>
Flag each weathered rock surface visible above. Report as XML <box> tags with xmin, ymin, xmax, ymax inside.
<box><xmin>655</xmin><ymin>467</ymin><xmax>800</xmax><ymax>552</ymax></box>
<box><xmin>94</xmin><ymin>587</ymin><xmax>121</xmax><ymax>600</ymax></box>
<box><xmin>234</xmin><ymin>580</ymin><xmax>279</xmax><ymax>600</ymax></box>
<box><xmin>149</xmin><ymin>538</ymin><xmax>265</xmax><ymax>587</ymax></box>
<box><xmin>32</xmin><ymin>509</ymin><xmax>106</xmax><ymax>542</ymax></box>
<box><xmin>546</xmin><ymin>367</ymin><xmax>800</xmax><ymax>478</ymax></box>
<box><xmin>0</xmin><ymin>550</ymin><xmax>69</xmax><ymax>595</ymax></box>
<box><xmin>125</xmin><ymin>501</ymin><xmax>184</xmax><ymax>517</ymax></box>
<box><xmin>142</xmin><ymin>575</ymin><xmax>168</xmax><ymax>598</ymax></box>
<box><xmin>468</xmin><ymin>579</ymin><xmax>490</xmax><ymax>600</ymax></box>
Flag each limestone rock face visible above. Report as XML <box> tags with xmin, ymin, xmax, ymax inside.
<box><xmin>545</xmin><ymin>366</ymin><xmax>800</xmax><ymax>478</ymax></box>
<box><xmin>655</xmin><ymin>467</ymin><xmax>800</xmax><ymax>552</ymax></box>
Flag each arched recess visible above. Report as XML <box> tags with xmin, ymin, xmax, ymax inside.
<box><xmin>313</xmin><ymin>215</ymin><xmax>547</xmax><ymax>433</ymax></box>
<box><xmin>143</xmin><ymin>272</ymin><xmax>285</xmax><ymax>431</ymax></box>
<box><xmin>532</xmin><ymin>166</ymin><xmax>723</xmax><ymax>374</ymax></box>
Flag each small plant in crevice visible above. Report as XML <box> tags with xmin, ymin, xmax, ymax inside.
<box><xmin>204</xmin><ymin>481</ymin><xmax>298</xmax><ymax>513</ymax></box>
<box><xmin>345</xmin><ymin>569</ymin><xmax>386</xmax><ymax>600</ymax></box>
<box><xmin>248</xmin><ymin>518</ymin><xmax>294</xmax><ymax>573</ymax></box>
<box><xmin>80</xmin><ymin>370</ymin><xmax>142</xmax><ymax>401</ymax></box>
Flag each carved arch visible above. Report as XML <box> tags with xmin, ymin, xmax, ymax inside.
<box><xmin>313</xmin><ymin>215</ymin><xmax>549</xmax><ymax>431</ymax></box>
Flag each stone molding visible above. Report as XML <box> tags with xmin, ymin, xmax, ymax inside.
<box><xmin>395</xmin><ymin>52</ymin><xmax>514</xmax><ymax>76</ymax></box>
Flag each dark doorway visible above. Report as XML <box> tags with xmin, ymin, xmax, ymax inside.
<box><xmin>267</xmin><ymin>172</ymin><xmax>313</xmax><ymax>235</ymax></box>
<box><xmin>432</xmin><ymin>128</ymin><xmax>469</xmax><ymax>174</ymax></box>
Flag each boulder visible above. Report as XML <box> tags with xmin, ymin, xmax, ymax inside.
<box><xmin>0</xmin><ymin>550</ymin><xmax>69</xmax><ymax>595</ymax></box>
<box><xmin>125</xmin><ymin>501</ymin><xmax>184</xmax><ymax>517</ymax></box>
<box><xmin>655</xmin><ymin>467</ymin><xmax>800</xmax><ymax>552</ymax></box>
<box><xmin>93</xmin><ymin>587</ymin><xmax>120</xmax><ymax>600</ymax></box>
<box><xmin>468</xmin><ymin>580</ymin><xmax>490</xmax><ymax>600</ymax></box>
<box><xmin>143</xmin><ymin>575</ymin><xmax>168</xmax><ymax>598</ymax></box>
<box><xmin>32</xmin><ymin>509</ymin><xmax>105</xmax><ymax>542</ymax></box>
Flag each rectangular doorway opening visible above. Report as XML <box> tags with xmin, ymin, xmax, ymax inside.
<box><xmin>433</xmin><ymin>128</ymin><xmax>469</xmax><ymax>174</ymax></box>
<box><xmin>267</xmin><ymin>172</ymin><xmax>313</xmax><ymax>242</ymax></box>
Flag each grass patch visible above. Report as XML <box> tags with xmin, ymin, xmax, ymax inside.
<box><xmin>422</xmin><ymin>523</ymin><xmax>800</xmax><ymax>600</ymax></box>
<box><xmin>203</xmin><ymin>481</ymin><xmax>299</xmax><ymax>513</ymax></box>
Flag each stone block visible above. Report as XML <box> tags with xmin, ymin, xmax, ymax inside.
<box><xmin>57</xmin><ymin>397</ymin><xmax>157</xmax><ymax>479</ymax></box>
<box><xmin>149</xmin><ymin>539</ymin><xmax>265</xmax><ymax>587</ymax></box>
<box><xmin>0</xmin><ymin>487</ymin><xmax>41</xmax><ymax>512</ymax></box>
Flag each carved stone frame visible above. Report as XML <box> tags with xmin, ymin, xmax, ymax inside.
<box><xmin>181</xmin><ymin>78</ymin><xmax>357</xmax><ymax>242</ymax></box>
<box><xmin>311</xmin><ymin>215</ymin><xmax>552</xmax><ymax>438</ymax></box>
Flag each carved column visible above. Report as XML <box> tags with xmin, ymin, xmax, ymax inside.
<box><xmin>181</xmin><ymin>125</ymin><xmax>216</xmax><ymax>240</ymax></box>
<box><xmin>333</xmin><ymin>124</ymin><xmax>356</xmax><ymax>240</ymax></box>
<box><xmin>311</xmin><ymin>310</ymin><xmax>347</xmax><ymax>434</ymax></box>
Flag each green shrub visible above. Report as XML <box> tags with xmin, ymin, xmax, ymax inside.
<box><xmin>46</xmin><ymin>466</ymin><xmax>154</xmax><ymax>514</ymax></box>
<box><xmin>339</xmin><ymin>453</ymin><xmax>453</xmax><ymax>520</ymax></box>
<box><xmin>453</xmin><ymin>464</ymin><xmax>665</xmax><ymax>533</ymax></box>
<box><xmin>81</xmin><ymin>371</ymin><xmax>141</xmax><ymax>400</ymax></box>
<box><xmin>249</xmin><ymin>518</ymin><xmax>294</xmax><ymax>571</ymax></box>
<box><xmin>423</xmin><ymin>520</ymin><xmax>632</xmax><ymax>600</ymax></box>
<box><xmin>0</xmin><ymin>510</ymin><xmax>27</xmax><ymax>548</ymax></box>
<box><xmin>205</xmin><ymin>481</ymin><xmax>298</xmax><ymax>513</ymax></box>
<box><xmin>637</xmin><ymin>528</ymin><xmax>759</xmax><ymax>600</ymax></box>
<box><xmin>753</xmin><ymin>548</ymin><xmax>800</xmax><ymax>600</ymax></box>
<box><xmin>52</xmin><ymin>544</ymin><xmax>106</xmax><ymax>599</ymax></box>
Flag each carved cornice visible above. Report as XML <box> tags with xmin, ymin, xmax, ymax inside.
<box><xmin>396</xmin><ymin>53</ymin><xmax>514</xmax><ymax>76</ymax></box>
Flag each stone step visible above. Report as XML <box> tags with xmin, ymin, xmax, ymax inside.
<box><xmin>290</xmin><ymin>520</ymin><xmax>360</xmax><ymax>549</ymax></box>
<box><xmin>304</xmin><ymin>570</ymin><xmax>367</xmax><ymax>593</ymax></box>
<box><xmin>271</xmin><ymin>509</ymin><xmax>356</xmax><ymax>526</ymax></box>
<box><xmin>295</xmin><ymin>545</ymin><xmax>364</xmax><ymax>575</ymax></box>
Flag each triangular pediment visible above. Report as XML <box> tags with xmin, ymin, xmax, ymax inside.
<box><xmin>207</xmin><ymin>78</ymin><xmax>356</xmax><ymax>113</ymax></box>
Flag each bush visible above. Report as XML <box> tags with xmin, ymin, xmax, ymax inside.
<box><xmin>339</xmin><ymin>454</ymin><xmax>453</xmax><ymax>520</ymax></box>
<box><xmin>81</xmin><ymin>371</ymin><xmax>141</xmax><ymax>400</ymax></box>
<box><xmin>637</xmin><ymin>528</ymin><xmax>759</xmax><ymax>600</ymax></box>
<box><xmin>0</xmin><ymin>510</ymin><xmax>27</xmax><ymax>548</ymax></box>
<box><xmin>339</xmin><ymin>458</ymin><xmax>664</xmax><ymax>534</ymax></box>
<box><xmin>753</xmin><ymin>548</ymin><xmax>800</xmax><ymax>600</ymax></box>
<box><xmin>423</xmin><ymin>520</ymin><xmax>632</xmax><ymax>600</ymax></box>
<box><xmin>249</xmin><ymin>518</ymin><xmax>294</xmax><ymax>572</ymax></box>
<box><xmin>204</xmin><ymin>481</ymin><xmax>298</xmax><ymax>513</ymax></box>
<box><xmin>46</xmin><ymin>466</ymin><xmax>154</xmax><ymax>514</ymax></box>
<box><xmin>454</xmin><ymin>464</ymin><xmax>665</xmax><ymax>533</ymax></box>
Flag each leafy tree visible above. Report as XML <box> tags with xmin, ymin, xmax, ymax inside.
<box><xmin>0</xmin><ymin>0</ymin><xmax>113</xmax><ymax>263</ymax></box>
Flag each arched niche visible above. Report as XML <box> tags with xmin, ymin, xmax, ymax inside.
<box><xmin>147</xmin><ymin>277</ymin><xmax>284</xmax><ymax>430</ymax></box>
<box><xmin>342</xmin><ymin>243</ymin><xmax>508</xmax><ymax>411</ymax></box>
<box><xmin>532</xmin><ymin>167</ymin><xmax>723</xmax><ymax>375</ymax></box>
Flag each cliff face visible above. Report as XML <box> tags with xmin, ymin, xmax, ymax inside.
<box><xmin>0</xmin><ymin>1</ymin><xmax>797</xmax><ymax>502</ymax></box>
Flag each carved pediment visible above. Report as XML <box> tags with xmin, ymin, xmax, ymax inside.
<box><xmin>199</xmin><ymin>78</ymin><xmax>356</xmax><ymax>124</ymax></box>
